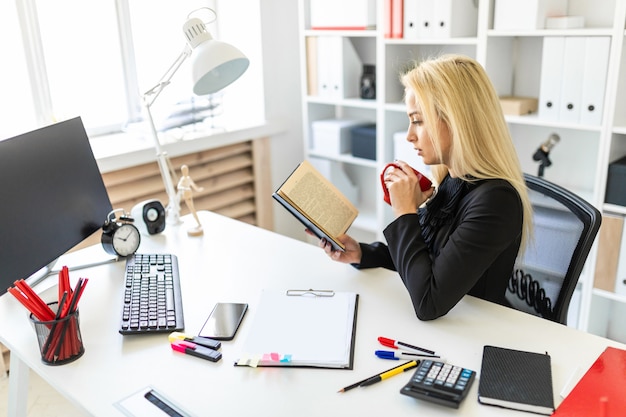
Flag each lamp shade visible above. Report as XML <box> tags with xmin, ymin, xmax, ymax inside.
<box><xmin>183</xmin><ymin>17</ymin><xmax>250</xmax><ymax>96</ymax></box>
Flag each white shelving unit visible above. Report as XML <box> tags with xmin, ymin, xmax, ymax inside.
<box><xmin>298</xmin><ymin>0</ymin><xmax>626</xmax><ymax>341</ymax></box>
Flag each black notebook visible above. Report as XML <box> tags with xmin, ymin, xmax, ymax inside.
<box><xmin>478</xmin><ymin>345</ymin><xmax>555</xmax><ymax>415</ymax></box>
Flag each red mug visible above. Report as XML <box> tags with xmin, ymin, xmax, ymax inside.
<box><xmin>381</xmin><ymin>163</ymin><xmax>432</xmax><ymax>205</ymax></box>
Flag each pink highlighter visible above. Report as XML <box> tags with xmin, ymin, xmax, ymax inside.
<box><xmin>381</xmin><ymin>163</ymin><xmax>432</xmax><ymax>205</ymax></box>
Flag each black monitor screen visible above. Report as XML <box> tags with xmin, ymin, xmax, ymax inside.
<box><xmin>0</xmin><ymin>117</ymin><xmax>113</xmax><ymax>295</ymax></box>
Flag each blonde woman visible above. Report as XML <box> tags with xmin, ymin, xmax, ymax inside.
<box><xmin>318</xmin><ymin>54</ymin><xmax>532</xmax><ymax>320</ymax></box>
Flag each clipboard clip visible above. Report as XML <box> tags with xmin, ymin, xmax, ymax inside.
<box><xmin>286</xmin><ymin>289</ymin><xmax>335</xmax><ymax>297</ymax></box>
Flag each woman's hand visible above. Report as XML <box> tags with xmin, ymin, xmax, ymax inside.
<box><xmin>384</xmin><ymin>160</ymin><xmax>434</xmax><ymax>217</ymax></box>
<box><xmin>305</xmin><ymin>230</ymin><xmax>362</xmax><ymax>264</ymax></box>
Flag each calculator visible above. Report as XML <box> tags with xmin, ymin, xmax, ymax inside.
<box><xmin>400</xmin><ymin>359</ymin><xmax>475</xmax><ymax>408</ymax></box>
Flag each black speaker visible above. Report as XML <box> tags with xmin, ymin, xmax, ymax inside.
<box><xmin>131</xmin><ymin>199</ymin><xmax>166</xmax><ymax>235</ymax></box>
<box><xmin>360</xmin><ymin>64</ymin><xmax>376</xmax><ymax>100</ymax></box>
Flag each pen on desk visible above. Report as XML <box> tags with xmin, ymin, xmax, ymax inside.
<box><xmin>378</xmin><ymin>336</ymin><xmax>436</xmax><ymax>355</ymax></box>
<box><xmin>375</xmin><ymin>350</ymin><xmax>441</xmax><ymax>361</ymax></box>
<box><xmin>337</xmin><ymin>361</ymin><xmax>418</xmax><ymax>393</ymax></box>
<box><xmin>171</xmin><ymin>340</ymin><xmax>222</xmax><ymax>362</ymax></box>
<box><xmin>360</xmin><ymin>360</ymin><xmax>419</xmax><ymax>387</ymax></box>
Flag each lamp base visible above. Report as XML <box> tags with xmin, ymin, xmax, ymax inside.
<box><xmin>165</xmin><ymin>204</ymin><xmax>183</xmax><ymax>225</ymax></box>
<box><xmin>187</xmin><ymin>225</ymin><xmax>204</xmax><ymax>237</ymax></box>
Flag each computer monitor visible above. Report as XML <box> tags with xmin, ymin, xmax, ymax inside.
<box><xmin>0</xmin><ymin>117</ymin><xmax>113</xmax><ymax>295</ymax></box>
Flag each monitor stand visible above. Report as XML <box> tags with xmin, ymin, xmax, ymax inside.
<box><xmin>25</xmin><ymin>255</ymin><xmax>120</xmax><ymax>290</ymax></box>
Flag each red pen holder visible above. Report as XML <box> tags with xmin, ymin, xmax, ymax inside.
<box><xmin>381</xmin><ymin>163</ymin><xmax>432</xmax><ymax>205</ymax></box>
<box><xmin>30</xmin><ymin>302</ymin><xmax>84</xmax><ymax>365</ymax></box>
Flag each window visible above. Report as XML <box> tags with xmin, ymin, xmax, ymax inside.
<box><xmin>0</xmin><ymin>0</ymin><xmax>264</xmax><ymax>140</ymax></box>
<box><xmin>0</xmin><ymin>1</ymin><xmax>36</xmax><ymax>138</ymax></box>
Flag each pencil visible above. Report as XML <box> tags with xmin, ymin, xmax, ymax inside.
<box><xmin>338</xmin><ymin>361</ymin><xmax>417</xmax><ymax>393</ymax></box>
<box><xmin>360</xmin><ymin>360</ymin><xmax>418</xmax><ymax>387</ymax></box>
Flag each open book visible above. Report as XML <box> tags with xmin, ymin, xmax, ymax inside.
<box><xmin>272</xmin><ymin>160</ymin><xmax>358</xmax><ymax>251</ymax></box>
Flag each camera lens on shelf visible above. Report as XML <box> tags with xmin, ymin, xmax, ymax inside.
<box><xmin>360</xmin><ymin>64</ymin><xmax>376</xmax><ymax>100</ymax></box>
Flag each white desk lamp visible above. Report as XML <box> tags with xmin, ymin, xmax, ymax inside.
<box><xmin>142</xmin><ymin>10</ymin><xmax>249</xmax><ymax>224</ymax></box>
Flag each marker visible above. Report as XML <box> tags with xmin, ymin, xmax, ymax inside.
<box><xmin>338</xmin><ymin>361</ymin><xmax>416</xmax><ymax>393</ymax></box>
<box><xmin>375</xmin><ymin>350</ymin><xmax>441</xmax><ymax>361</ymax></box>
<box><xmin>360</xmin><ymin>360</ymin><xmax>419</xmax><ymax>387</ymax></box>
<box><xmin>378</xmin><ymin>336</ymin><xmax>436</xmax><ymax>355</ymax></box>
<box><xmin>171</xmin><ymin>340</ymin><xmax>222</xmax><ymax>362</ymax></box>
<box><xmin>168</xmin><ymin>331</ymin><xmax>221</xmax><ymax>350</ymax></box>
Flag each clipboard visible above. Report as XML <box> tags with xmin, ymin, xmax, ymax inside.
<box><xmin>237</xmin><ymin>289</ymin><xmax>359</xmax><ymax>369</ymax></box>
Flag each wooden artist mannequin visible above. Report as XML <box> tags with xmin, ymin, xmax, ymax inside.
<box><xmin>177</xmin><ymin>164</ymin><xmax>204</xmax><ymax>236</ymax></box>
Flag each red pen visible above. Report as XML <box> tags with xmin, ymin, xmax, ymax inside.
<box><xmin>378</xmin><ymin>337</ymin><xmax>436</xmax><ymax>355</ymax></box>
<box><xmin>171</xmin><ymin>340</ymin><xmax>222</xmax><ymax>362</ymax></box>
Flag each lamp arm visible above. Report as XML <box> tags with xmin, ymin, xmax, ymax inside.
<box><xmin>142</xmin><ymin>45</ymin><xmax>192</xmax><ymax>107</ymax></box>
<box><xmin>141</xmin><ymin>44</ymin><xmax>193</xmax><ymax>225</ymax></box>
<box><xmin>144</xmin><ymin>104</ymin><xmax>181</xmax><ymax>224</ymax></box>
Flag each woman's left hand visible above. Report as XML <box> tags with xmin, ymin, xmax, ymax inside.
<box><xmin>384</xmin><ymin>161</ymin><xmax>434</xmax><ymax>217</ymax></box>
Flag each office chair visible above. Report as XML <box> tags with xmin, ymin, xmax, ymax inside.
<box><xmin>506</xmin><ymin>174</ymin><xmax>602</xmax><ymax>325</ymax></box>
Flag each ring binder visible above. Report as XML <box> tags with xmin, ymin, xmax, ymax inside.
<box><xmin>286</xmin><ymin>289</ymin><xmax>335</xmax><ymax>297</ymax></box>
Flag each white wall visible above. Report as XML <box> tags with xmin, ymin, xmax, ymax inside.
<box><xmin>259</xmin><ymin>0</ymin><xmax>307</xmax><ymax>242</ymax></box>
<box><xmin>217</xmin><ymin>0</ymin><xmax>308</xmax><ymax>243</ymax></box>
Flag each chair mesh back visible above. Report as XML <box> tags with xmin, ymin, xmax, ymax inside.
<box><xmin>507</xmin><ymin>188</ymin><xmax>584</xmax><ymax>321</ymax></box>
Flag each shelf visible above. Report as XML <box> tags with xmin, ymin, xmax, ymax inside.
<box><xmin>593</xmin><ymin>288</ymin><xmax>626</xmax><ymax>303</ymax></box>
<box><xmin>504</xmin><ymin>114</ymin><xmax>603</xmax><ymax>132</ymax></box>
<box><xmin>385</xmin><ymin>37</ymin><xmax>479</xmax><ymax>46</ymax></box>
<box><xmin>306</xmin><ymin>96</ymin><xmax>378</xmax><ymax>109</ymax></box>
<box><xmin>303</xmin><ymin>29</ymin><xmax>376</xmax><ymax>38</ymax></box>
<box><xmin>299</xmin><ymin>0</ymin><xmax>626</xmax><ymax>340</ymax></box>
<box><xmin>603</xmin><ymin>203</ymin><xmax>626</xmax><ymax>215</ymax></box>
<box><xmin>307</xmin><ymin>151</ymin><xmax>378</xmax><ymax>168</ymax></box>
<box><xmin>488</xmin><ymin>28</ymin><xmax>614</xmax><ymax>37</ymax></box>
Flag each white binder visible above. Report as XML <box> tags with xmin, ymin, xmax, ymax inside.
<box><xmin>431</xmin><ymin>0</ymin><xmax>478</xmax><ymax>38</ymax></box>
<box><xmin>410</xmin><ymin>0</ymin><xmax>477</xmax><ymax>39</ymax></box>
<box><xmin>310</xmin><ymin>0</ymin><xmax>376</xmax><ymax>30</ymax></box>
<box><xmin>414</xmin><ymin>0</ymin><xmax>434</xmax><ymax>38</ymax></box>
<box><xmin>494</xmin><ymin>0</ymin><xmax>567</xmax><ymax>31</ymax></box>
<box><xmin>316</xmin><ymin>37</ymin><xmax>362</xmax><ymax>99</ymax></box>
<box><xmin>538</xmin><ymin>37</ymin><xmax>565</xmax><ymax>121</ymax></box>
<box><xmin>559</xmin><ymin>37</ymin><xmax>586</xmax><ymax>123</ymax></box>
<box><xmin>403</xmin><ymin>0</ymin><xmax>419</xmax><ymax>39</ymax></box>
<box><xmin>580</xmin><ymin>37</ymin><xmax>611</xmax><ymax>126</ymax></box>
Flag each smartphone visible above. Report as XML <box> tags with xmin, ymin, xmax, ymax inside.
<box><xmin>198</xmin><ymin>303</ymin><xmax>248</xmax><ymax>341</ymax></box>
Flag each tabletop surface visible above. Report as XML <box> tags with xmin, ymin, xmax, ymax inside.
<box><xmin>0</xmin><ymin>211</ymin><xmax>623</xmax><ymax>416</ymax></box>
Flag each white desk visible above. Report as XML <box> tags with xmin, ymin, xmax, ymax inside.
<box><xmin>1</xmin><ymin>211</ymin><xmax>624</xmax><ymax>416</ymax></box>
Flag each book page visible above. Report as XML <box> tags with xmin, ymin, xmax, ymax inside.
<box><xmin>278</xmin><ymin>160</ymin><xmax>358</xmax><ymax>237</ymax></box>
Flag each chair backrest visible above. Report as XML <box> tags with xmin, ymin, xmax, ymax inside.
<box><xmin>506</xmin><ymin>174</ymin><xmax>602</xmax><ymax>325</ymax></box>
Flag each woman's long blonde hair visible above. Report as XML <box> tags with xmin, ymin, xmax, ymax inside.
<box><xmin>401</xmin><ymin>54</ymin><xmax>532</xmax><ymax>251</ymax></box>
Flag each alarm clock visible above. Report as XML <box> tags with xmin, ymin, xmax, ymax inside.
<box><xmin>101</xmin><ymin>208</ymin><xmax>141</xmax><ymax>257</ymax></box>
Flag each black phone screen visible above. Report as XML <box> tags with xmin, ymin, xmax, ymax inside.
<box><xmin>198</xmin><ymin>303</ymin><xmax>248</xmax><ymax>340</ymax></box>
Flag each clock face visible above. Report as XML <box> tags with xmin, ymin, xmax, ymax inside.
<box><xmin>112</xmin><ymin>223</ymin><xmax>141</xmax><ymax>257</ymax></box>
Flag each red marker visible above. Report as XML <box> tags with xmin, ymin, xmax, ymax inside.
<box><xmin>378</xmin><ymin>337</ymin><xmax>436</xmax><ymax>355</ymax></box>
<box><xmin>171</xmin><ymin>340</ymin><xmax>222</xmax><ymax>362</ymax></box>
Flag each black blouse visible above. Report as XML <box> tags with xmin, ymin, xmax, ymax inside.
<box><xmin>355</xmin><ymin>175</ymin><xmax>523</xmax><ymax>320</ymax></box>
